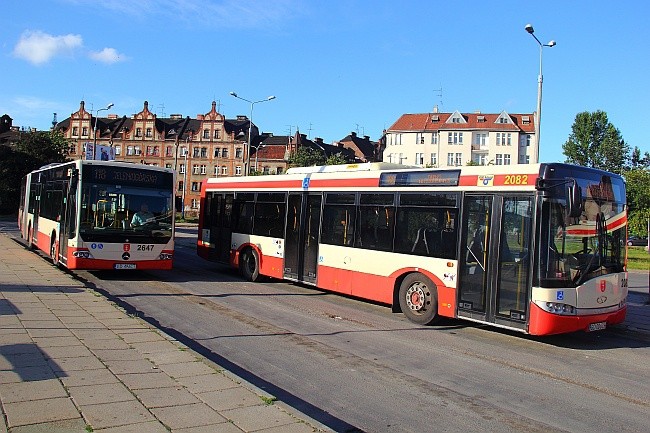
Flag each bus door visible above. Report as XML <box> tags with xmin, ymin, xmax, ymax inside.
<box><xmin>31</xmin><ymin>182</ymin><xmax>42</xmax><ymax>245</ymax></box>
<box><xmin>59</xmin><ymin>172</ymin><xmax>79</xmax><ymax>266</ymax></box>
<box><xmin>284</xmin><ymin>193</ymin><xmax>322</xmax><ymax>284</ymax></box>
<box><xmin>457</xmin><ymin>194</ymin><xmax>533</xmax><ymax>331</ymax></box>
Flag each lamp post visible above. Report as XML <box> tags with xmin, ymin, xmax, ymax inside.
<box><xmin>93</xmin><ymin>103</ymin><xmax>114</xmax><ymax>148</ymax></box>
<box><xmin>229</xmin><ymin>92</ymin><xmax>276</xmax><ymax>175</ymax></box>
<box><xmin>181</xmin><ymin>152</ymin><xmax>188</xmax><ymax>219</ymax></box>
<box><xmin>525</xmin><ymin>24</ymin><xmax>555</xmax><ymax>163</ymax></box>
<box><xmin>254</xmin><ymin>144</ymin><xmax>266</xmax><ymax>173</ymax></box>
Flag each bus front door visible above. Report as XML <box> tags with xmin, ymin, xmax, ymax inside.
<box><xmin>457</xmin><ymin>194</ymin><xmax>532</xmax><ymax>331</ymax></box>
<box><xmin>284</xmin><ymin>193</ymin><xmax>321</xmax><ymax>284</ymax></box>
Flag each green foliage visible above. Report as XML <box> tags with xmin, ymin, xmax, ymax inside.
<box><xmin>0</xmin><ymin>131</ymin><xmax>70</xmax><ymax>214</ymax></box>
<box><xmin>287</xmin><ymin>147</ymin><xmax>327</xmax><ymax>167</ymax></box>
<box><xmin>562</xmin><ymin>110</ymin><xmax>629</xmax><ymax>174</ymax></box>
<box><xmin>325</xmin><ymin>152</ymin><xmax>349</xmax><ymax>165</ymax></box>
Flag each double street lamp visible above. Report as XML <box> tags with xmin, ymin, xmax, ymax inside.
<box><xmin>229</xmin><ymin>92</ymin><xmax>276</xmax><ymax>175</ymax></box>
<box><xmin>93</xmin><ymin>103</ymin><xmax>114</xmax><ymax>147</ymax></box>
<box><xmin>525</xmin><ymin>24</ymin><xmax>555</xmax><ymax>163</ymax></box>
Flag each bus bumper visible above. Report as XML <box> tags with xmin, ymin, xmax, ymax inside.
<box><xmin>528</xmin><ymin>302</ymin><xmax>627</xmax><ymax>336</ymax></box>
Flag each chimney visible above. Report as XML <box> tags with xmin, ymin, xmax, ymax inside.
<box><xmin>351</xmin><ymin>131</ymin><xmax>357</xmax><ymax>137</ymax></box>
<box><xmin>364</xmin><ymin>135</ymin><xmax>370</xmax><ymax>141</ymax></box>
<box><xmin>433</xmin><ymin>105</ymin><xmax>439</xmax><ymax>113</ymax></box>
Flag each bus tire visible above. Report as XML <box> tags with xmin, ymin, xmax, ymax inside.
<box><xmin>240</xmin><ymin>248</ymin><xmax>261</xmax><ymax>282</ymax></box>
<box><xmin>398</xmin><ymin>273</ymin><xmax>438</xmax><ymax>325</ymax></box>
<box><xmin>50</xmin><ymin>236</ymin><xmax>59</xmax><ymax>267</ymax></box>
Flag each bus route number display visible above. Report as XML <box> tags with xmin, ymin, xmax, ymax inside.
<box><xmin>84</xmin><ymin>165</ymin><xmax>170</xmax><ymax>188</ymax></box>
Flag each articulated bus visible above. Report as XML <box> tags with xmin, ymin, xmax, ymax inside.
<box><xmin>19</xmin><ymin>160</ymin><xmax>176</xmax><ymax>270</ymax></box>
<box><xmin>197</xmin><ymin>162</ymin><xmax>628</xmax><ymax>336</ymax></box>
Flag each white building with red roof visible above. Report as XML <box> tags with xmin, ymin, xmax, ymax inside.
<box><xmin>384</xmin><ymin>107</ymin><xmax>536</xmax><ymax>167</ymax></box>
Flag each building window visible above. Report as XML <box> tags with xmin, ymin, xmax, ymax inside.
<box><xmin>221</xmin><ymin>166</ymin><xmax>228</xmax><ymax>175</ymax></box>
<box><xmin>277</xmin><ymin>167</ymin><xmax>284</xmax><ymax>174</ymax></box>
<box><xmin>68</xmin><ymin>144</ymin><xmax>76</xmax><ymax>154</ymax></box>
<box><xmin>236</xmin><ymin>148</ymin><xmax>243</xmax><ymax>158</ymax></box>
<box><xmin>415</xmin><ymin>152</ymin><xmax>424</xmax><ymax>165</ymax></box>
<box><xmin>134</xmin><ymin>146</ymin><xmax>142</xmax><ymax>155</ymax></box>
<box><xmin>496</xmin><ymin>154</ymin><xmax>503</xmax><ymax>165</ymax></box>
<box><xmin>203</xmin><ymin>129</ymin><xmax>210</xmax><ymax>139</ymax></box>
<box><xmin>178</xmin><ymin>181</ymin><xmax>184</xmax><ymax>191</ymax></box>
<box><xmin>179</xmin><ymin>164</ymin><xmax>185</xmax><ymax>174</ymax></box>
<box><xmin>200</xmin><ymin>147</ymin><xmax>207</xmax><ymax>158</ymax></box>
<box><xmin>146</xmin><ymin>146</ymin><xmax>154</xmax><ymax>156</ymax></box>
<box><xmin>475</xmin><ymin>133</ymin><xmax>487</xmax><ymax>146</ymax></box>
<box><xmin>431</xmin><ymin>132</ymin><xmax>438</xmax><ymax>145</ymax></box>
<box><xmin>191</xmin><ymin>181</ymin><xmax>200</xmax><ymax>192</ymax></box>
<box><xmin>214</xmin><ymin>148</ymin><xmax>221</xmax><ymax>158</ymax></box>
<box><xmin>146</xmin><ymin>128</ymin><xmax>152</xmax><ymax>138</ymax></box>
<box><xmin>82</xmin><ymin>127</ymin><xmax>88</xmax><ymax>136</ymax></box>
<box><xmin>235</xmin><ymin>166</ymin><xmax>242</xmax><ymax>176</ymax></box>
<box><xmin>448</xmin><ymin>132</ymin><xmax>453</xmax><ymax>144</ymax></box>
<box><xmin>222</xmin><ymin>149</ymin><xmax>229</xmax><ymax>158</ymax></box>
<box><xmin>214</xmin><ymin>165</ymin><xmax>220</xmax><ymax>175</ymax></box>
<box><xmin>153</xmin><ymin>146</ymin><xmax>160</xmax><ymax>156</ymax></box>
<box><xmin>72</xmin><ymin>126</ymin><xmax>78</xmax><ymax>136</ymax></box>
<box><xmin>200</xmin><ymin>164</ymin><xmax>206</xmax><ymax>175</ymax></box>
<box><xmin>430</xmin><ymin>153</ymin><xmax>437</xmax><ymax>166</ymax></box>
<box><xmin>135</xmin><ymin>128</ymin><xmax>142</xmax><ymax>137</ymax></box>
<box><xmin>454</xmin><ymin>152</ymin><xmax>462</xmax><ymax>166</ymax></box>
<box><xmin>191</xmin><ymin>199</ymin><xmax>199</xmax><ymax>209</ymax></box>
<box><xmin>214</xmin><ymin>130</ymin><xmax>220</xmax><ymax>139</ymax></box>
<box><xmin>165</xmin><ymin>163</ymin><xmax>172</xmax><ymax>169</ymax></box>
<box><xmin>115</xmin><ymin>145</ymin><xmax>121</xmax><ymax>155</ymax></box>
<box><xmin>192</xmin><ymin>164</ymin><xmax>200</xmax><ymax>174</ymax></box>
<box><xmin>193</xmin><ymin>147</ymin><xmax>200</xmax><ymax>158</ymax></box>
<box><xmin>263</xmin><ymin>166</ymin><xmax>270</xmax><ymax>174</ymax></box>
<box><xmin>416</xmin><ymin>133</ymin><xmax>424</xmax><ymax>144</ymax></box>
<box><xmin>504</xmin><ymin>154</ymin><xmax>511</xmax><ymax>165</ymax></box>
<box><xmin>180</xmin><ymin>146</ymin><xmax>187</xmax><ymax>156</ymax></box>
<box><xmin>506</xmin><ymin>133</ymin><xmax>512</xmax><ymax>146</ymax></box>
<box><xmin>127</xmin><ymin>146</ymin><xmax>134</xmax><ymax>156</ymax></box>
<box><xmin>447</xmin><ymin>153</ymin><xmax>454</xmax><ymax>166</ymax></box>
<box><xmin>458</xmin><ymin>132</ymin><xmax>463</xmax><ymax>144</ymax></box>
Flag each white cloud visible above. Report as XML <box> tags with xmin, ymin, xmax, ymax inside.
<box><xmin>89</xmin><ymin>47</ymin><xmax>127</xmax><ymax>64</ymax></box>
<box><xmin>13</xmin><ymin>30</ymin><xmax>83</xmax><ymax>65</ymax></box>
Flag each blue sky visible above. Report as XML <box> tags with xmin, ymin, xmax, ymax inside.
<box><xmin>2</xmin><ymin>0</ymin><xmax>649</xmax><ymax>163</ymax></box>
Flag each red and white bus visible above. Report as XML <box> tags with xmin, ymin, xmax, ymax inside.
<box><xmin>19</xmin><ymin>160</ymin><xmax>176</xmax><ymax>270</ymax></box>
<box><xmin>197</xmin><ymin>162</ymin><xmax>628</xmax><ymax>336</ymax></box>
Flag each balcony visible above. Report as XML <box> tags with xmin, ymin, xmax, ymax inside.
<box><xmin>471</xmin><ymin>144</ymin><xmax>489</xmax><ymax>152</ymax></box>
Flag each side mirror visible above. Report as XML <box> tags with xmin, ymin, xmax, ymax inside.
<box><xmin>567</xmin><ymin>182</ymin><xmax>583</xmax><ymax>218</ymax></box>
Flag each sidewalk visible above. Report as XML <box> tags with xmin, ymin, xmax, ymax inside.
<box><xmin>0</xmin><ymin>233</ymin><xmax>324</xmax><ymax>433</ymax></box>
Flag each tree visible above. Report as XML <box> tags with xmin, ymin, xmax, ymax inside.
<box><xmin>0</xmin><ymin>131</ymin><xmax>69</xmax><ymax>214</ymax></box>
<box><xmin>624</xmin><ymin>168</ymin><xmax>650</xmax><ymax>237</ymax></box>
<box><xmin>562</xmin><ymin>111</ymin><xmax>629</xmax><ymax>174</ymax></box>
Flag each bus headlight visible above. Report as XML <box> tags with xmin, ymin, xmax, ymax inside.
<box><xmin>535</xmin><ymin>300</ymin><xmax>576</xmax><ymax>316</ymax></box>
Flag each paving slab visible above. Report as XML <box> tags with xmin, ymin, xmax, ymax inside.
<box><xmin>79</xmin><ymin>400</ymin><xmax>154</xmax><ymax>430</ymax></box>
<box><xmin>0</xmin><ymin>378</ymin><xmax>67</xmax><ymax>403</ymax></box>
<box><xmin>222</xmin><ymin>404</ymin><xmax>300</xmax><ymax>432</ymax></box>
<box><xmin>4</xmin><ymin>397</ymin><xmax>80</xmax><ymax>428</ymax></box>
<box><xmin>68</xmin><ymin>382</ymin><xmax>136</xmax><ymax>406</ymax></box>
<box><xmin>149</xmin><ymin>403</ymin><xmax>227</xmax><ymax>430</ymax></box>
<box><xmin>135</xmin><ymin>386</ymin><xmax>201</xmax><ymax>408</ymax></box>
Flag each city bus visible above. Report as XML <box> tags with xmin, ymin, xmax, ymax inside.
<box><xmin>19</xmin><ymin>160</ymin><xmax>176</xmax><ymax>270</ymax></box>
<box><xmin>197</xmin><ymin>162</ymin><xmax>628</xmax><ymax>336</ymax></box>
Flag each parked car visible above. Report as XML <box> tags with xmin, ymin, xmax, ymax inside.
<box><xmin>627</xmin><ymin>236</ymin><xmax>648</xmax><ymax>247</ymax></box>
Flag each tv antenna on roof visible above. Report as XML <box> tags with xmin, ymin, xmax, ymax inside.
<box><xmin>434</xmin><ymin>86</ymin><xmax>444</xmax><ymax>111</ymax></box>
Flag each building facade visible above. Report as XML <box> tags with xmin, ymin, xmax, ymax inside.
<box><xmin>56</xmin><ymin>100</ymin><xmax>257</xmax><ymax>216</ymax></box>
<box><xmin>384</xmin><ymin>108</ymin><xmax>536</xmax><ymax>167</ymax></box>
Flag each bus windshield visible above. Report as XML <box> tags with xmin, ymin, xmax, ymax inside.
<box><xmin>79</xmin><ymin>182</ymin><xmax>173</xmax><ymax>243</ymax></box>
<box><xmin>537</xmin><ymin>169</ymin><xmax>626</xmax><ymax>288</ymax></box>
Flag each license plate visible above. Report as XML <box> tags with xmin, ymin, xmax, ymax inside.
<box><xmin>588</xmin><ymin>321</ymin><xmax>606</xmax><ymax>332</ymax></box>
<box><xmin>114</xmin><ymin>263</ymin><xmax>136</xmax><ymax>270</ymax></box>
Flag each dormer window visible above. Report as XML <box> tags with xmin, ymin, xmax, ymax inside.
<box><xmin>477</xmin><ymin>115</ymin><xmax>486</xmax><ymax>122</ymax></box>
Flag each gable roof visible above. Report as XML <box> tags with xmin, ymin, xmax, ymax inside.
<box><xmin>388</xmin><ymin>111</ymin><xmax>535</xmax><ymax>133</ymax></box>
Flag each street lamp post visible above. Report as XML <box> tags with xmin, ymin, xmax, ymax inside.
<box><xmin>93</xmin><ymin>102</ymin><xmax>114</xmax><ymax>150</ymax></box>
<box><xmin>181</xmin><ymin>152</ymin><xmax>188</xmax><ymax>219</ymax></box>
<box><xmin>525</xmin><ymin>24</ymin><xmax>555</xmax><ymax>163</ymax></box>
<box><xmin>229</xmin><ymin>92</ymin><xmax>276</xmax><ymax>176</ymax></box>
<box><xmin>254</xmin><ymin>144</ymin><xmax>267</xmax><ymax>173</ymax></box>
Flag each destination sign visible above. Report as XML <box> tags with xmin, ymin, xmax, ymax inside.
<box><xmin>379</xmin><ymin>170</ymin><xmax>460</xmax><ymax>187</ymax></box>
<box><xmin>82</xmin><ymin>164</ymin><xmax>173</xmax><ymax>188</ymax></box>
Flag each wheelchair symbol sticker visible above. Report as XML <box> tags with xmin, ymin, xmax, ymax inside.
<box><xmin>556</xmin><ymin>290</ymin><xmax>564</xmax><ymax>301</ymax></box>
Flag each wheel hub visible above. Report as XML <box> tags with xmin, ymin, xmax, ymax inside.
<box><xmin>405</xmin><ymin>283</ymin><xmax>428</xmax><ymax>312</ymax></box>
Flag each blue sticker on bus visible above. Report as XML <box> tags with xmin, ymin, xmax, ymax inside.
<box><xmin>302</xmin><ymin>177</ymin><xmax>310</xmax><ymax>189</ymax></box>
<box><xmin>97</xmin><ymin>244</ymin><xmax>103</xmax><ymax>249</ymax></box>
<box><xmin>91</xmin><ymin>243</ymin><xmax>97</xmax><ymax>249</ymax></box>
<box><xmin>556</xmin><ymin>290</ymin><xmax>564</xmax><ymax>301</ymax></box>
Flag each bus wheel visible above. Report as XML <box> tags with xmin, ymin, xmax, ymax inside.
<box><xmin>50</xmin><ymin>238</ymin><xmax>59</xmax><ymax>267</ymax></box>
<box><xmin>398</xmin><ymin>273</ymin><xmax>438</xmax><ymax>325</ymax></box>
<box><xmin>240</xmin><ymin>248</ymin><xmax>261</xmax><ymax>282</ymax></box>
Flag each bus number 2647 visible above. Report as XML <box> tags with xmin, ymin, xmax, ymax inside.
<box><xmin>137</xmin><ymin>244</ymin><xmax>155</xmax><ymax>251</ymax></box>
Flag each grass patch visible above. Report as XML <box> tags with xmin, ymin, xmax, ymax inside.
<box><xmin>260</xmin><ymin>395</ymin><xmax>277</xmax><ymax>405</ymax></box>
<box><xmin>627</xmin><ymin>246</ymin><xmax>650</xmax><ymax>270</ymax></box>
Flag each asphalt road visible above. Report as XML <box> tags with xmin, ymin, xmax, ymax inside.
<box><xmin>3</xmin><ymin>223</ymin><xmax>650</xmax><ymax>432</ymax></box>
